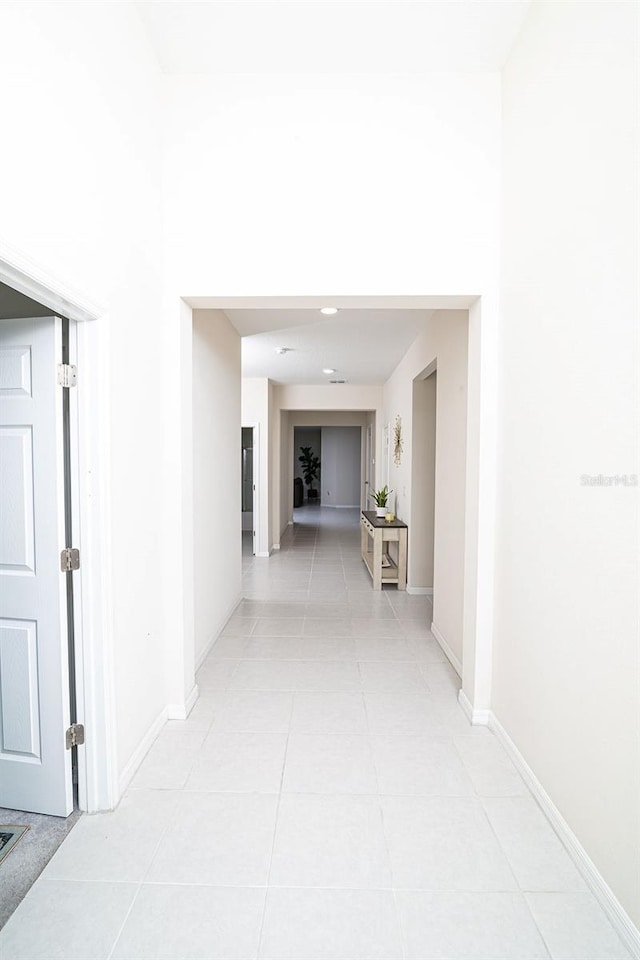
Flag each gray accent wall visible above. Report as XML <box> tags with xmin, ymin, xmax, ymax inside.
<box><xmin>320</xmin><ymin>426</ymin><xmax>362</xmax><ymax>508</ymax></box>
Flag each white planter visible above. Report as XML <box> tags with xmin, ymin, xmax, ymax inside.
<box><xmin>375</xmin><ymin>506</ymin><xmax>386</xmax><ymax>518</ymax></box>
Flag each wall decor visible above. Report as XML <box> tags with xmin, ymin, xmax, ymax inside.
<box><xmin>393</xmin><ymin>415</ymin><xmax>403</xmax><ymax>466</ymax></box>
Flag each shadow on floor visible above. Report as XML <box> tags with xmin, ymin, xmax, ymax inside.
<box><xmin>0</xmin><ymin>807</ymin><xmax>80</xmax><ymax>928</ymax></box>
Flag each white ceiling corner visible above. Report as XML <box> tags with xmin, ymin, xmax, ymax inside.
<box><xmin>135</xmin><ymin>1</ymin><xmax>532</xmax><ymax>75</ymax></box>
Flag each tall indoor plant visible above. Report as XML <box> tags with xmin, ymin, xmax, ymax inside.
<box><xmin>298</xmin><ymin>445</ymin><xmax>321</xmax><ymax>501</ymax></box>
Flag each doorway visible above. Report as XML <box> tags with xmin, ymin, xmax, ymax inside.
<box><xmin>293</xmin><ymin>427</ymin><xmax>321</xmax><ymax>507</ymax></box>
<box><xmin>0</xmin><ymin>292</ymin><xmax>84</xmax><ymax>926</ymax></box>
<box><xmin>183</xmin><ymin>295</ymin><xmax>496</xmax><ymax>733</ymax></box>
<box><xmin>241</xmin><ymin>426</ymin><xmax>256</xmax><ymax>555</ymax></box>
<box><xmin>0</xmin><ymin>310</ymin><xmax>77</xmax><ymax>816</ymax></box>
<box><xmin>411</xmin><ymin>367</ymin><xmax>437</xmax><ymax>596</ymax></box>
<box><xmin>364</xmin><ymin>423</ymin><xmax>373</xmax><ymax>509</ymax></box>
<box><xmin>0</xmin><ymin>252</ymin><xmax>113</xmax><ymax>817</ymax></box>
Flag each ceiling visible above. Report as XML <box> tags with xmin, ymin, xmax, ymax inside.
<box><xmin>232</xmin><ymin>308</ymin><xmax>433</xmax><ymax>385</ymax></box>
<box><xmin>136</xmin><ymin>1</ymin><xmax>532</xmax><ymax>75</ymax></box>
<box><xmin>188</xmin><ymin>297</ymin><xmax>475</xmax><ymax>386</ymax></box>
<box><xmin>0</xmin><ymin>282</ymin><xmax>56</xmax><ymax>321</ymax></box>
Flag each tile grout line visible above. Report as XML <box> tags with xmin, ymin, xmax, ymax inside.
<box><xmin>119</xmin><ymin>784</ymin><xmax>189</xmax><ymax>943</ymax></box>
<box><xmin>360</xmin><ymin>680</ymin><xmax>407</xmax><ymax>959</ymax></box>
<box><xmin>105</xmin><ymin>879</ymin><xmax>143</xmax><ymax>960</ymax></box>
<box><xmin>255</xmin><ymin>681</ymin><xmax>296</xmax><ymax>959</ymax></box>
<box><xmin>473</xmin><ymin>786</ymin><xmax>558</xmax><ymax>960</ymax></box>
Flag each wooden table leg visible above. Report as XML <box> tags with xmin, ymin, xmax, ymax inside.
<box><xmin>397</xmin><ymin>528</ymin><xmax>407</xmax><ymax>590</ymax></box>
<box><xmin>372</xmin><ymin>528</ymin><xmax>383</xmax><ymax>590</ymax></box>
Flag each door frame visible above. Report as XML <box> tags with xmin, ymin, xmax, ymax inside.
<box><xmin>363</xmin><ymin>423</ymin><xmax>372</xmax><ymax>509</ymax></box>
<box><xmin>241</xmin><ymin>421</ymin><xmax>260</xmax><ymax>556</ymax></box>
<box><xmin>0</xmin><ymin>241</ymin><xmax>116</xmax><ymax>813</ymax></box>
<box><xmin>408</xmin><ymin>362</ymin><xmax>437</xmax><ymax>599</ymax></box>
<box><xmin>178</xmin><ymin>294</ymin><xmax>497</xmax><ymax>724</ymax></box>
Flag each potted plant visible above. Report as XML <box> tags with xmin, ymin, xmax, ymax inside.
<box><xmin>370</xmin><ymin>485</ymin><xmax>393</xmax><ymax>518</ymax></box>
<box><xmin>298</xmin><ymin>445</ymin><xmax>321</xmax><ymax>502</ymax></box>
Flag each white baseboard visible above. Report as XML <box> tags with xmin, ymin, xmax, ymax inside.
<box><xmin>323</xmin><ymin>504</ymin><xmax>361</xmax><ymax>508</ymax></box>
<box><xmin>196</xmin><ymin>593</ymin><xmax>243</xmax><ymax>670</ymax></box>
<box><xmin>489</xmin><ymin>712</ymin><xmax>640</xmax><ymax>959</ymax></box>
<box><xmin>256</xmin><ymin>550</ymin><xmax>271</xmax><ymax>558</ymax></box>
<box><xmin>167</xmin><ymin>683</ymin><xmax>199</xmax><ymax>720</ymax></box>
<box><xmin>431</xmin><ymin>621</ymin><xmax>462</xmax><ymax>678</ymax></box>
<box><xmin>407</xmin><ymin>586</ymin><xmax>433</xmax><ymax>596</ymax></box>
<box><xmin>272</xmin><ymin>544</ymin><xmax>280</xmax><ymax>552</ymax></box>
<box><xmin>118</xmin><ymin>705</ymin><xmax>167</xmax><ymax>799</ymax></box>
<box><xmin>457</xmin><ymin>689</ymin><xmax>491</xmax><ymax>726</ymax></box>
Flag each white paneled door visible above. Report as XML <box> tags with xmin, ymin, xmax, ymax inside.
<box><xmin>0</xmin><ymin>317</ymin><xmax>73</xmax><ymax>816</ymax></box>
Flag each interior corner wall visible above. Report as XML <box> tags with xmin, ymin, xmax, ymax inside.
<box><xmin>497</xmin><ymin>0</ymin><xmax>639</xmax><ymax>928</ymax></box>
<box><xmin>383</xmin><ymin>311</ymin><xmax>468</xmax><ymax>667</ymax></box>
<box><xmin>193</xmin><ymin>310</ymin><xmax>242</xmax><ymax>665</ymax></box>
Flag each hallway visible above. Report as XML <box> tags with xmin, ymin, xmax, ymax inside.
<box><xmin>0</xmin><ymin>509</ymin><xmax>630</xmax><ymax>959</ymax></box>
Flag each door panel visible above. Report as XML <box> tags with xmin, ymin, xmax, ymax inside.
<box><xmin>0</xmin><ymin>619</ymin><xmax>40</xmax><ymax>758</ymax></box>
<box><xmin>0</xmin><ymin>344</ymin><xmax>32</xmax><ymax>397</ymax></box>
<box><xmin>0</xmin><ymin>317</ymin><xmax>73</xmax><ymax>815</ymax></box>
<box><xmin>0</xmin><ymin>426</ymin><xmax>36</xmax><ymax>573</ymax></box>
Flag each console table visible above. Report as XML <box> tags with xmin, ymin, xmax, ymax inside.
<box><xmin>360</xmin><ymin>511</ymin><xmax>408</xmax><ymax>590</ymax></box>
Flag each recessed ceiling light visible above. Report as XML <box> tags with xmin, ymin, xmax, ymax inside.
<box><xmin>322</xmin><ymin>368</ymin><xmax>336</xmax><ymax>375</ymax></box>
<box><xmin>320</xmin><ymin>307</ymin><xmax>338</xmax><ymax>315</ymax></box>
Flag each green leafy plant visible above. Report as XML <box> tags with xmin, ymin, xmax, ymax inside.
<box><xmin>298</xmin><ymin>446</ymin><xmax>321</xmax><ymax>495</ymax></box>
<box><xmin>370</xmin><ymin>485</ymin><xmax>393</xmax><ymax>507</ymax></box>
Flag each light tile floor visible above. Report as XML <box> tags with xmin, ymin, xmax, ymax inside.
<box><xmin>0</xmin><ymin>507</ymin><xmax>632</xmax><ymax>959</ymax></box>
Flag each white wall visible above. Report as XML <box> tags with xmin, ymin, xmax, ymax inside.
<box><xmin>497</xmin><ymin>0</ymin><xmax>639</xmax><ymax>928</ymax></box>
<box><xmin>321</xmin><ymin>427</ymin><xmax>362</xmax><ymax>507</ymax></box>
<box><xmin>384</xmin><ymin>312</ymin><xmax>468</xmax><ymax>669</ymax></box>
<box><xmin>0</xmin><ymin>1</ymin><xmax>167</xmax><ymax>793</ymax></box>
<box><xmin>163</xmin><ymin>73</ymin><xmax>500</xmax><ymax>297</ymax></box>
<box><xmin>193</xmin><ymin>310</ymin><xmax>242</xmax><ymax>666</ymax></box>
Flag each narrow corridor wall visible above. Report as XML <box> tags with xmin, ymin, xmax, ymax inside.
<box><xmin>496</xmin><ymin>0</ymin><xmax>639</xmax><ymax>929</ymax></box>
<box><xmin>193</xmin><ymin>310</ymin><xmax>242</xmax><ymax>665</ymax></box>
<box><xmin>383</xmin><ymin>311</ymin><xmax>468</xmax><ymax>670</ymax></box>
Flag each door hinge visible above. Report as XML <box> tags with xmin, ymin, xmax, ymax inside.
<box><xmin>65</xmin><ymin>723</ymin><xmax>85</xmax><ymax>749</ymax></box>
<box><xmin>60</xmin><ymin>547</ymin><xmax>80</xmax><ymax>572</ymax></box>
<box><xmin>57</xmin><ymin>363</ymin><xmax>78</xmax><ymax>388</ymax></box>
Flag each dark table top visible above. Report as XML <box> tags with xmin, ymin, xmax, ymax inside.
<box><xmin>361</xmin><ymin>510</ymin><xmax>407</xmax><ymax>529</ymax></box>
